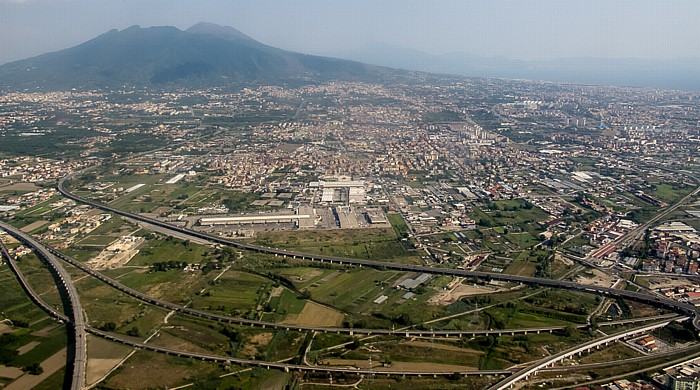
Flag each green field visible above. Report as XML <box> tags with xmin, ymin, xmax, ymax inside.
<box><xmin>75</xmin><ymin>234</ymin><xmax>117</xmax><ymax>246</ymax></box>
<box><xmin>254</xmin><ymin>228</ymin><xmax>420</xmax><ymax>264</ymax></box>
<box><xmin>127</xmin><ymin>234</ymin><xmax>215</xmax><ymax>266</ymax></box>
<box><xmin>191</xmin><ymin>270</ymin><xmax>271</xmax><ymax>314</ymax></box>
<box><xmin>388</xmin><ymin>213</ymin><xmax>411</xmax><ymax>238</ymax></box>
<box><xmin>267</xmin><ymin>266</ymin><xmax>452</xmax><ymax>324</ymax></box>
<box><xmin>0</xmin><ymin>261</ymin><xmax>71</xmax><ymax>389</ymax></box>
<box><xmin>650</xmin><ymin>183</ymin><xmax>694</xmax><ymax>204</ymax></box>
<box><xmin>101</xmin><ymin>349</ymin><xmax>221</xmax><ymax>390</ymax></box>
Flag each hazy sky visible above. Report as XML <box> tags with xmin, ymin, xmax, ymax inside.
<box><xmin>1</xmin><ymin>0</ymin><xmax>699</xmax><ymax>65</ymax></box>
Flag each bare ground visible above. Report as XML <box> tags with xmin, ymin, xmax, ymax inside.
<box><xmin>428</xmin><ymin>283</ymin><xmax>506</xmax><ymax>305</ymax></box>
<box><xmin>20</xmin><ymin>220</ymin><xmax>48</xmax><ymax>233</ymax></box>
<box><xmin>575</xmin><ymin>268</ymin><xmax>615</xmax><ymax>287</ymax></box>
<box><xmin>0</xmin><ymin>366</ymin><xmax>23</xmax><ymax>380</ymax></box>
<box><xmin>16</xmin><ymin>341</ymin><xmax>40</xmax><ymax>356</ymax></box>
<box><xmin>86</xmin><ymin>335</ymin><xmax>133</xmax><ymax>386</ymax></box>
<box><xmin>0</xmin><ymin>183</ymin><xmax>39</xmax><ymax>192</ymax></box>
<box><xmin>404</xmin><ymin>340</ymin><xmax>484</xmax><ymax>354</ymax></box>
<box><xmin>241</xmin><ymin>332</ymin><xmax>274</xmax><ymax>358</ymax></box>
<box><xmin>282</xmin><ymin>301</ymin><xmax>344</xmax><ymax>327</ymax></box>
<box><xmin>5</xmin><ymin>348</ymin><xmax>66</xmax><ymax>390</ymax></box>
<box><xmin>320</xmin><ymin>358</ymin><xmax>475</xmax><ymax>372</ymax></box>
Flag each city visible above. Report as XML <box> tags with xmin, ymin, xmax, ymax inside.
<box><xmin>1</xmin><ymin>3</ymin><xmax>700</xmax><ymax>390</ymax></box>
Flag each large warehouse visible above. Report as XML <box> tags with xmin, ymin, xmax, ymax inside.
<box><xmin>199</xmin><ymin>214</ymin><xmax>311</xmax><ymax>226</ymax></box>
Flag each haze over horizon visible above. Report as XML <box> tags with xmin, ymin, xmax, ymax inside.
<box><xmin>2</xmin><ymin>0</ymin><xmax>700</xmax><ymax>89</ymax></box>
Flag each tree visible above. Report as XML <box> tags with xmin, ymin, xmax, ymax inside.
<box><xmin>23</xmin><ymin>362</ymin><xmax>43</xmax><ymax>375</ymax></box>
<box><xmin>347</xmin><ymin>338</ymin><xmax>362</xmax><ymax>350</ymax></box>
<box><xmin>564</xmin><ymin>325</ymin><xmax>579</xmax><ymax>338</ymax></box>
<box><xmin>126</xmin><ymin>326</ymin><xmax>141</xmax><ymax>337</ymax></box>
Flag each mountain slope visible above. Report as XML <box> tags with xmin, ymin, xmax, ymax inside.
<box><xmin>0</xmin><ymin>24</ymin><xmax>386</xmax><ymax>90</ymax></box>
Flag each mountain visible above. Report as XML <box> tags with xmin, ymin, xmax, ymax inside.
<box><xmin>326</xmin><ymin>44</ymin><xmax>700</xmax><ymax>91</ymax></box>
<box><xmin>0</xmin><ymin>24</ymin><xmax>389</xmax><ymax>90</ymax></box>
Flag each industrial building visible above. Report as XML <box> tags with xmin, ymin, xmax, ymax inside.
<box><xmin>311</xmin><ymin>180</ymin><xmax>367</xmax><ymax>204</ymax></box>
<box><xmin>664</xmin><ymin>358</ymin><xmax>700</xmax><ymax>390</ymax></box>
<box><xmin>366</xmin><ymin>209</ymin><xmax>388</xmax><ymax>224</ymax></box>
<box><xmin>199</xmin><ymin>214</ymin><xmax>311</xmax><ymax>227</ymax></box>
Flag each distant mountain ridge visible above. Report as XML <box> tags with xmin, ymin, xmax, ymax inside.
<box><xmin>0</xmin><ymin>23</ymin><xmax>389</xmax><ymax>90</ymax></box>
<box><xmin>325</xmin><ymin>44</ymin><xmax>700</xmax><ymax>91</ymax></box>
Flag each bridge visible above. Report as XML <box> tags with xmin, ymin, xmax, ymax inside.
<box><xmin>486</xmin><ymin>319</ymin><xmax>677</xmax><ymax>390</ymax></box>
<box><xmin>0</xmin><ymin>225</ymin><xmax>87</xmax><ymax>390</ymax></box>
<box><xmin>0</xmin><ymin>238</ymin><xmax>513</xmax><ymax>379</ymax></box>
<box><xmin>53</xmin><ymin>173</ymin><xmax>700</xmax><ymax>329</ymax></box>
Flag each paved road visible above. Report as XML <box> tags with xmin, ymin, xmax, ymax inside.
<box><xmin>12</xmin><ymin>224</ymin><xmax>681</xmax><ymax>337</ymax></box>
<box><xmin>0</xmin><ymin>241</ymin><xmax>513</xmax><ymax>378</ymax></box>
<box><xmin>486</xmin><ymin>318</ymin><xmax>677</xmax><ymax>390</ymax></box>
<box><xmin>56</xmin><ymin>174</ymin><xmax>700</xmax><ymax>328</ymax></box>
<box><xmin>0</xmin><ymin>225</ymin><xmax>86</xmax><ymax>390</ymax></box>
<box><xmin>588</xmin><ymin>171</ymin><xmax>700</xmax><ymax>262</ymax></box>
<box><xmin>4</xmin><ymin>236</ymin><xmax>695</xmax><ymax>381</ymax></box>
<box><xmin>9</xmin><ymin>223</ymin><xmax>577</xmax><ymax>337</ymax></box>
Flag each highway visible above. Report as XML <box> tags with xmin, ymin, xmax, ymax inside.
<box><xmin>88</xmin><ymin>327</ymin><xmax>512</xmax><ymax>377</ymax></box>
<box><xmin>53</xmin><ymin>173</ymin><xmax>700</xmax><ymax>329</ymax></box>
<box><xmin>0</xmin><ymin>238</ymin><xmax>514</xmax><ymax>378</ymax></box>
<box><xmin>3</xmin><ymin>225</ymin><xmax>698</xmax><ymax>383</ymax></box>
<box><xmin>0</xmin><ymin>221</ymin><xmax>580</xmax><ymax>337</ymax></box>
<box><xmin>588</xmin><ymin>170</ymin><xmax>700</xmax><ymax>263</ymax></box>
<box><xmin>0</xmin><ymin>223</ymin><xmax>87</xmax><ymax>390</ymax></box>
<box><xmin>11</xmin><ymin>223</ymin><xmax>681</xmax><ymax>334</ymax></box>
<box><xmin>4</xmin><ymin>221</ymin><xmax>680</xmax><ymax>337</ymax></box>
<box><xmin>486</xmin><ymin>318</ymin><xmax>677</xmax><ymax>390</ymax></box>
<box><xmin>0</xmin><ymin>240</ymin><xmax>71</xmax><ymax>324</ymax></box>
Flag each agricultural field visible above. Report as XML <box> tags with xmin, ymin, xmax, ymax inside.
<box><xmin>190</xmin><ymin>269</ymin><xmax>272</xmax><ymax>315</ymax></box>
<box><xmin>0</xmin><ymin>264</ymin><xmax>70</xmax><ymax>390</ymax></box>
<box><xmin>100</xmin><ymin>349</ymin><xmax>221</xmax><ymax>390</ymax></box>
<box><xmin>125</xmin><ymin>233</ymin><xmax>216</xmax><ymax>267</ymax></box>
<box><xmin>254</xmin><ymin>228</ymin><xmax>421</xmax><ymax>264</ymax></box>
<box><xmin>649</xmin><ymin>182</ymin><xmax>694</xmax><ymax>204</ymax></box>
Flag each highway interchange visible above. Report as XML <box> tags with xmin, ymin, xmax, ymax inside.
<box><xmin>0</xmin><ymin>171</ymin><xmax>697</xmax><ymax>388</ymax></box>
<box><xmin>2</xmin><ymin>222</ymin><xmax>696</xmax><ymax>389</ymax></box>
<box><xmin>55</xmin><ymin>173</ymin><xmax>700</xmax><ymax>325</ymax></box>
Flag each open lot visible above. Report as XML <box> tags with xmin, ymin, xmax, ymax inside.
<box><xmin>102</xmin><ymin>349</ymin><xmax>220</xmax><ymax>390</ymax></box>
<box><xmin>254</xmin><ymin>227</ymin><xmax>421</xmax><ymax>264</ymax></box>
<box><xmin>281</xmin><ymin>301</ymin><xmax>344</xmax><ymax>326</ymax></box>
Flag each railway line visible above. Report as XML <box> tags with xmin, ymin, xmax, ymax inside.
<box><xmin>41</xmin><ymin>240</ymin><xmax>574</xmax><ymax>338</ymax></box>
<box><xmin>3</xmin><ymin>221</ymin><xmax>681</xmax><ymax>336</ymax></box>
<box><xmin>2</xmin><ymin>210</ymin><xmax>692</xmax><ymax>339</ymax></box>
<box><xmin>6</xmin><ymin>237</ymin><xmax>693</xmax><ymax>382</ymax></box>
<box><xmin>487</xmin><ymin>318</ymin><xmax>678</xmax><ymax>390</ymax></box>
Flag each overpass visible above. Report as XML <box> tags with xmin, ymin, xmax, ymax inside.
<box><xmin>4</xmin><ymin>222</ymin><xmax>683</xmax><ymax>339</ymax></box>
<box><xmin>0</xmin><ymin>226</ymin><xmax>87</xmax><ymax>390</ymax></box>
<box><xmin>0</xmin><ymin>239</ymin><xmax>513</xmax><ymax>379</ymax></box>
<box><xmin>0</xmin><ymin>222</ymin><xmax>576</xmax><ymax>338</ymax></box>
<box><xmin>4</xmin><ymin>236</ymin><xmax>698</xmax><ymax>383</ymax></box>
<box><xmin>56</xmin><ymin>173</ymin><xmax>700</xmax><ymax>329</ymax></box>
<box><xmin>486</xmin><ymin>318</ymin><xmax>677</xmax><ymax>390</ymax></box>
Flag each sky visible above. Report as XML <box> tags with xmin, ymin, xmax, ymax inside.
<box><xmin>1</xmin><ymin>0</ymin><xmax>699</xmax><ymax>65</ymax></box>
